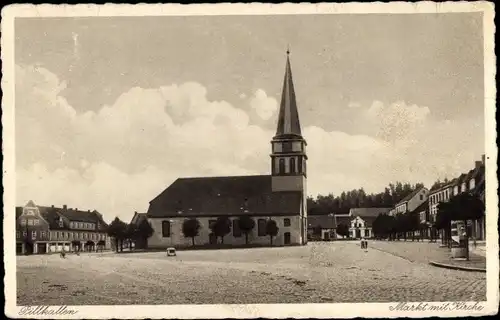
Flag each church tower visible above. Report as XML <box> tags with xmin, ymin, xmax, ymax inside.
<box><xmin>271</xmin><ymin>51</ymin><xmax>307</xmax><ymax>227</ymax></box>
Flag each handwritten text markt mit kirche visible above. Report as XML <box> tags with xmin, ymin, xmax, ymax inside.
<box><xmin>390</xmin><ymin>302</ymin><xmax>484</xmax><ymax>312</ymax></box>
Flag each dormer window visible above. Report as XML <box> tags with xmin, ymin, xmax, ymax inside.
<box><xmin>469</xmin><ymin>179</ymin><xmax>475</xmax><ymax>190</ymax></box>
<box><xmin>461</xmin><ymin>183</ymin><xmax>466</xmax><ymax>192</ymax></box>
<box><xmin>59</xmin><ymin>218</ymin><xmax>64</xmax><ymax>228</ymax></box>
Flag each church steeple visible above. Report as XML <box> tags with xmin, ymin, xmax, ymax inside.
<box><xmin>270</xmin><ymin>51</ymin><xmax>307</xmax><ymax>181</ymax></box>
<box><xmin>275</xmin><ymin>50</ymin><xmax>302</xmax><ymax>139</ymax></box>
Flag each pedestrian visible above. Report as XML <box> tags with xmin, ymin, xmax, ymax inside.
<box><xmin>364</xmin><ymin>238</ymin><xmax>368</xmax><ymax>250</ymax></box>
<box><xmin>360</xmin><ymin>237</ymin><xmax>365</xmax><ymax>249</ymax></box>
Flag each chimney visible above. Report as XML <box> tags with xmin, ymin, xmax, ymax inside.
<box><xmin>482</xmin><ymin>154</ymin><xmax>485</xmax><ymax>164</ymax></box>
<box><xmin>51</xmin><ymin>205</ymin><xmax>54</xmax><ymax>208</ymax></box>
<box><xmin>63</xmin><ymin>205</ymin><xmax>67</xmax><ymax>210</ymax></box>
<box><xmin>475</xmin><ymin>161</ymin><xmax>482</xmax><ymax>169</ymax></box>
<box><xmin>75</xmin><ymin>208</ymin><xmax>78</xmax><ymax>211</ymax></box>
<box><xmin>88</xmin><ymin>210</ymin><xmax>90</xmax><ymax>213</ymax></box>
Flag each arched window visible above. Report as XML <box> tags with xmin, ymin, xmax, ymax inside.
<box><xmin>290</xmin><ymin>158</ymin><xmax>296</xmax><ymax>174</ymax></box>
<box><xmin>279</xmin><ymin>159</ymin><xmax>285</xmax><ymax>174</ymax></box>
<box><xmin>162</xmin><ymin>220</ymin><xmax>171</xmax><ymax>238</ymax></box>
<box><xmin>469</xmin><ymin>179</ymin><xmax>475</xmax><ymax>190</ymax></box>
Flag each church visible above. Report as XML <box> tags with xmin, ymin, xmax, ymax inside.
<box><xmin>146</xmin><ymin>52</ymin><xmax>308</xmax><ymax>248</ymax></box>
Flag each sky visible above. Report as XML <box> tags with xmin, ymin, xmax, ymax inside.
<box><xmin>15</xmin><ymin>13</ymin><xmax>485</xmax><ymax>222</ymax></box>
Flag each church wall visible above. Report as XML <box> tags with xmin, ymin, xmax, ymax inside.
<box><xmin>147</xmin><ymin>215</ymin><xmax>302</xmax><ymax>248</ymax></box>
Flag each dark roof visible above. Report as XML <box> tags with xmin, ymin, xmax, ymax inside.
<box><xmin>274</xmin><ymin>53</ymin><xmax>302</xmax><ymax>139</ymax></box>
<box><xmin>307</xmin><ymin>215</ymin><xmax>336</xmax><ymax>229</ymax></box>
<box><xmin>396</xmin><ymin>187</ymin><xmax>426</xmax><ymax>205</ymax></box>
<box><xmin>334</xmin><ymin>215</ymin><xmax>352</xmax><ymax>227</ymax></box>
<box><xmin>131</xmin><ymin>212</ymin><xmax>147</xmax><ymax>225</ymax></box>
<box><xmin>411</xmin><ymin>200</ymin><xmax>428</xmax><ymax>213</ymax></box>
<box><xmin>349</xmin><ymin>207</ymin><xmax>391</xmax><ymax>217</ymax></box>
<box><xmin>16</xmin><ymin>203</ymin><xmax>108</xmax><ymax>230</ymax></box>
<box><xmin>147</xmin><ymin>175</ymin><xmax>302</xmax><ymax>218</ymax></box>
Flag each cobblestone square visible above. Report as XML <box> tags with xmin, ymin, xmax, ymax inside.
<box><xmin>17</xmin><ymin>241</ymin><xmax>486</xmax><ymax>305</ymax></box>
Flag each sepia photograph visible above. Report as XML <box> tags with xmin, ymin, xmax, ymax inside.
<box><xmin>2</xmin><ymin>2</ymin><xmax>497</xmax><ymax>319</ymax></box>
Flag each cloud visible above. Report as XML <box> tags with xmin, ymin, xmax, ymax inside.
<box><xmin>249</xmin><ymin>89</ymin><xmax>278</xmax><ymax>120</ymax></box>
<box><xmin>348</xmin><ymin>102</ymin><xmax>361</xmax><ymax>109</ymax></box>
<box><xmin>15</xmin><ymin>64</ymin><xmax>483</xmax><ymax>222</ymax></box>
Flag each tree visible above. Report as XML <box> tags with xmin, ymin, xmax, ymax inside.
<box><xmin>182</xmin><ymin>218</ymin><xmax>201</xmax><ymax>246</ymax></box>
<box><xmin>266</xmin><ymin>219</ymin><xmax>279</xmax><ymax>246</ymax></box>
<box><xmin>211</xmin><ymin>216</ymin><xmax>231</xmax><ymax>244</ymax></box>
<box><xmin>125</xmin><ymin>223</ymin><xmax>138</xmax><ymax>249</ymax></box>
<box><xmin>336</xmin><ymin>223</ymin><xmax>349</xmax><ymax>238</ymax></box>
<box><xmin>237</xmin><ymin>216</ymin><xmax>255</xmax><ymax>245</ymax></box>
<box><xmin>135</xmin><ymin>218</ymin><xmax>154</xmax><ymax>249</ymax></box>
<box><xmin>107</xmin><ymin>217</ymin><xmax>127</xmax><ymax>252</ymax></box>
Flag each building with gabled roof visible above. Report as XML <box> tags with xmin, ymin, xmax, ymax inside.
<box><xmin>389</xmin><ymin>186</ymin><xmax>429</xmax><ymax>216</ymax></box>
<box><xmin>146</xmin><ymin>51</ymin><xmax>308</xmax><ymax>248</ymax></box>
<box><xmin>16</xmin><ymin>200</ymin><xmax>111</xmax><ymax>255</ymax></box>
<box><xmin>307</xmin><ymin>214</ymin><xmax>336</xmax><ymax>240</ymax></box>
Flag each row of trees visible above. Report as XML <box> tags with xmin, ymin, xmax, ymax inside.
<box><xmin>371</xmin><ymin>192</ymin><xmax>484</xmax><ymax>259</ymax></box>
<box><xmin>307</xmin><ymin>182</ymin><xmax>424</xmax><ymax>214</ymax></box>
<box><xmin>372</xmin><ymin>212</ymin><xmax>430</xmax><ymax>241</ymax></box>
<box><xmin>106</xmin><ymin>215</ymin><xmax>281</xmax><ymax>252</ymax></box>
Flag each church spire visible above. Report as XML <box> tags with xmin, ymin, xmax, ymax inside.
<box><xmin>275</xmin><ymin>50</ymin><xmax>302</xmax><ymax>138</ymax></box>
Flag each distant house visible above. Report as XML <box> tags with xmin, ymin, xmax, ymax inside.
<box><xmin>16</xmin><ymin>200</ymin><xmax>110</xmax><ymax>255</ymax></box>
<box><xmin>389</xmin><ymin>187</ymin><xmax>428</xmax><ymax>216</ymax></box>
<box><xmin>307</xmin><ymin>214</ymin><xmax>336</xmax><ymax>240</ymax></box>
<box><xmin>335</xmin><ymin>208</ymin><xmax>391</xmax><ymax>239</ymax></box>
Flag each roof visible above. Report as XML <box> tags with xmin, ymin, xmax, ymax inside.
<box><xmin>147</xmin><ymin>175</ymin><xmax>303</xmax><ymax>218</ymax></box>
<box><xmin>335</xmin><ymin>215</ymin><xmax>352</xmax><ymax>227</ymax></box>
<box><xmin>307</xmin><ymin>215</ymin><xmax>336</xmax><ymax>229</ymax></box>
<box><xmin>349</xmin><ymin>207</ymin><xmax>391</xmax><ymax>218</ymax></box>
<box><xmin>274</xmin><ymin>53</ymin><xmax>302</xmax><ymax>139</ymax></box>
<box><xmin>411</xmin><ymin>200</ymin><xmax>428</xmax><ymax>213</ymax></box>
<box><xmin>396</xmin><ymin>187</ymin><xmax>426</xmax><ymax>206</ymax></box>
<box><xmin>131</xmin><ymin>212</ymin><xmax>147</xmax><ymax>225</ymax></box>
<box><xmin>16</xmin><ymin>203</ymin><xmax>108</xmax><ymax>230</ymax></box>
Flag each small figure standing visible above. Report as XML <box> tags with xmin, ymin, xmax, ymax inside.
<box><xmin>360</xmin><ymin>237</ymin><xmax>365</xmax><ymax>249</ymax></box>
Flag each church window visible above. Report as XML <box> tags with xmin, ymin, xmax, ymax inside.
<box><xmin>279</xmin><ymin>159</ymin><xmax>285</xmax><ymax>174</ymax></box>
<box><xmin>284</xmin><ymin>218</ymin><xmax>291</xmax><ymax>227</ymax></box>
<box><xmin>233</xmin><ymin>220</ymin><xmax>242</xmax><ymax>237</ymax></box>
<box><xmin>258</xmin><ymin>219</ymin><xmax>267</xmax><ymax>236</ymax></box>
<box><xmin>298</xmin><ymin>156</ymin><xmax>302</xmax><ymax>173</ymax></box>
<box><xmin>162</xmin><ymin>221</ymin><xmax>171</xmax><ymax>237</ymax></box>
<box><xmin>290</xmin><ymin>158</ymin><xmax>296</xmax><ymax>174</ymax></box>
